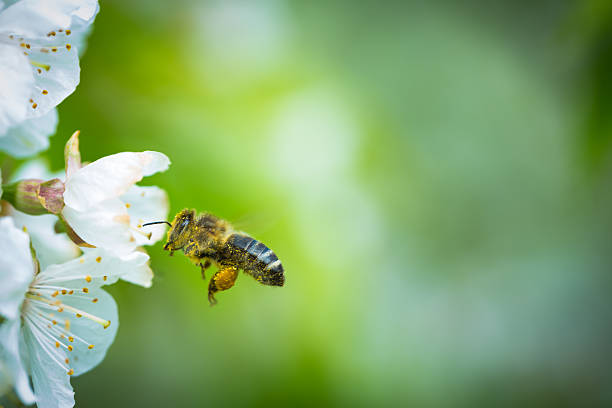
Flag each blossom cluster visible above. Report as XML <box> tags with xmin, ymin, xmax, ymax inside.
<box><xmin>0</xmin><ymin>1</ymin><xmax>171</xmax><ymax>407</ymax></box>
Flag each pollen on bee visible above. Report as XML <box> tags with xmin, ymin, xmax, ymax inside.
<box><xmin>92</xmin><ymin>298</ymin><xmax>98</xmax><ymax>303</ymax></box>
<box><xmin>55</xmin><ymin>341</ymin><xmax>60</xmax><ymax>348</ymax></box>
<box><xmin>88</xmin><ymin>345</ymin><xmax>94</xmax><ymax>349</ymax></box>
<box><xmin>68</xmin><ymin>345</ymin><xmax>73</xmax><ymax>351</ymax></box>
<box><xmin>82</xmin><ymin>287</ymin><xmax>89</xmax><ymax>293</ymax></box>
<box><xmin>42</xmin><ymin>89</ymin><xmax>48</xmax><ymax>95</ymax></box>
<box><xmin>85</xmin><ymin>275</ymin><xmax>92</xmax><ymax>283</ymax></box>
<box><xmin>96</xmin><ymin>256</ymin><xmax>102</xmax><ymax>263</ymax></box>
<box><xmin>67</xmin><ymin>369</ymin><xmax>74</xmax><ymax>376</ymax></box>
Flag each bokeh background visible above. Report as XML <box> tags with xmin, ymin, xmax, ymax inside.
<box><xmin>6</xmin><ymin>0</ymin><xmax>612</xmax><ymax>406</ymax></box>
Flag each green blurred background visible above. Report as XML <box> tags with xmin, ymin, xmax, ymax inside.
<box><xmin>12</xmin><ymin>0</ymin><xmax>612</xmax><ymax>406</ymax></box>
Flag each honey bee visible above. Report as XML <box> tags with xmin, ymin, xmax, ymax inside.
<box><xmin>143</xmin><ymin>209</ymin><xmax>285</xmax><ymax>305</ymax></box>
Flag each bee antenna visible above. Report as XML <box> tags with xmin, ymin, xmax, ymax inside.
<box><xmin>142</xmin><ymin>221</ymin><xmax>172</xmax><ymax>227</ymax></box>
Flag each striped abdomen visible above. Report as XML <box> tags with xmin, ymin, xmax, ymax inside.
<box><xmin>226</xmin><ymin>234</ymin><xmax>285</xmax><ymax>286</ymax></box>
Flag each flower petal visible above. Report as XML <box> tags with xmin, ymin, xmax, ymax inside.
<box><xmin>9</xmin><ymin>210</ymin><xmax>80</xmax><ymax>270</ymax></box>
<box><xmin>36</xmin><ymin>248</ymin><xmax>150</xmax><ymax>289</ymax></box>
<box><xmin>64</xmin><ymin>151</ymin><xmax>170</xmax><ymax>211</ymax></box>
<box><xmin>62</xmin><ymin>198</ymin><xmax>136</xmax><ymax>256</ymax></box>
<box><xmin>0</xmin><ymin>217</ymin><xmax>34</xmax><ymax>320</ymax></box>
<box><xmin>59</xmin><ymin>288</ymin><xmax>118</xmax><ymax>376</ymax></box>
<box><xmin>0</xmin><ymin>0</ymin><xmax>97</xmax><ymax>39</ymax></box>
<box><xmin>118</xmin><ymin>248</ymin><xmax>153</xmax><ymax>288</ymax></box>
<box><xmin>22</xmin><ymin>317</ymin><xmax>74</xmax><ymax>408</ymax></box>
<box><xmin>0</xmin><ymin>108</ymin><xmax>58</xmax><ymax>158</ymax></box>
<box><xmin>121</xmin><ymin>185</ymin><xmax>170</xmax><ymax>246</ymax></box>
<box><xmin>0</xmin><ymin>43</ymin><xmax>32</xmax><ymax>134</ymax></box>
<box><xmin>0</xmin><ymin>318</ymin><xmax>36</xmax><ymax>404</ymax></box>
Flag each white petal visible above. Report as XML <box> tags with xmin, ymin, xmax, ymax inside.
<box><xmin>0</xmin><ymin>0</ymin><xmax>97</xmax><ymax>39</ymax></box>
<box><xmin>121</xmin><ymin>185</ymin><xmax>170</xmax><ymax>246</ymax></box>
<box><xmin>9</xmin><ymin>210</ymin><xmax>80</xmax><ymax>270</ymax></box>
<box><xmin>118</xmin><ymin>249</ymin><xmax>153</xmax><ymax>288</ymax></box>
<box><xmin>0</xmin><ymin>318</ymin><xmax>36</xmax><ymax>404</ymax></box>
<box><xmin>36</xmin><ymin>248</ymin><xmax>150</xmax><ymax>288</ymax></box>
<box><xmin>22</xmin><ymin>318</ymin><xmax>74</xmax><ymax>408</ymax></box>
<box><xmin>24</xmin><ymin>41</ymin><xmax>79</xmax><ymax>120</ymax></box>
<box><xmin>64</xmin><ymin>151</ymin><xmax>170</xmax><ymax>211</ymax></box>
<box><xmin>0</xmin><ymin>44</ymin><xmax>32</xmax><ymax>134</ymax></box>
<box><xmin>60</xmin><ymin>288</ymin><xmax>118</xmax><ymax>376</ymax></box>
<box><xmin>0</xmin><ymin>108</ymin><xmax>57</xmax><ymax>158</ymax></box>
<box><xmin>62</xmin><ymin>199</ymin><xmax>137</xmax><ymax>257</ymax></box>
<box><xmin>0</xmin><ymin>217</ymin><xmax>34</xmax><ymax>320</ymax></box>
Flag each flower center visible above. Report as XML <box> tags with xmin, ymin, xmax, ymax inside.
<box><xmin>23</xmin><ymin>282</ymin><xmax>110</xmax><ymax>376</ymax></box>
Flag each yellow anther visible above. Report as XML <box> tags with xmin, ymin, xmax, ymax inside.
<box><xmin>68</xmin><ymin>290</ymin><xmax>74</xmax><ymax>295</ymax></box>
<box><xmin>82</xmin><ymin>288</ymin><xmax>89</xmax><ymax>293</ymax></box>
<box><xmin>125</xmin><ymin>203</ymin><xmax>131</xmax><ymax>208</ymax></box>
<box><xmin>32</xmin><ymin>103</ymin><xmax>37</xmax><ymax>109</ymax></box>
<box><xmin>61</xmin><ymin>290</ymin><xmax>67</xmax><ymax>295</ymax></box>
<box><xmin>55</xmin><ymin>341</ymin><xmax>60</xmax><ymax>348</ymax></box>
<box><xmin>66</xmin><ymin>44</ymin><xmax>71</xmax><ymax>50</ymax></box>
<box><xmin>65</xmin><ymin>358</ymin><xmax>69</xmax><ymax>364</ymax></box>
<box><xmin>67</xmin><ymin>369</ymin><xmax>74</xmax><ymax>376</ymax></box>
<box><xmin>60</xmin><ymin>334</ymin><xmax>65</xmax><ymax>339</ymax></box>
<box><xmin>58</xmin><ymin>307</ymin><xmax>64</xmax><ymax>312</ymax></box>
<box><xmin>65</xmin><ymin>320</ymin><xmax>71</xmax><ymax>330</ymax></box>
<box><xmin>92</xmin><ymin>298</ymin><xmax>98</xmax><ymax>303</ymax></box>
<box><xmin>51</xmin><ymin>47</ymin><xmax>57</xmax><ymax>52</ymax></box>
<box><xmin>68</xmin><ymin>345</ymin><xmax>73</xmax><ymax>351</ymax></box>
<box><xmin>68</xmin><ymin>337</ymin><xmax>74</xmax><ymax>342</ymax></box>
<box><xmin>42</xmin><ymin>89</ymin><xmax>48</xmax><ymax>95</ymax></box>
<box><xmin>85</xmin><ymin>275</ymin><xmax>92</xmax><ymax>283</ymax></box>
<box><xmin>22</xmin><ymin>226</ymin><xmax>27</xmax><ymax>232</ymax></box>
<box><xmin>52</xmin><ymin>320</ymin><xmax>57</xmax><ymax>325</ymax></box>
<box><xmin>104</xmin><ymin>321</ymin><xmax>111</xmax><ymax>329</ymax></box>
<box><xmin>88</xmin><ymin>345</ymin><xmax>94</xmax><ymax>350</ymax></box>
<box><xmin>66</xmin><ymin>29</ymin><xmax>71</xmax><ymax>35</ymax></box>
<box><xmin>76</xmin><ymin>313</ymin><xmax>82</xmax><ymax>318</ymax></box>
<box><xmin>103</xmin><ymin>275</ymin><xmax>108</xmax><ymax>281</ymax></box>
<box><xmin>79</xmin><ymin>258</ymin><xmax>84</xmax><ymax>264</ymax></box>
<box><xmin>96</xmin><ymin>256</ymin><xmax>102</xmax><ymax>263</ymax></box>
<box><xmin>51</xmin><ymin>291</ymin><xmax>59</xmax><ymax>297</ymax></box>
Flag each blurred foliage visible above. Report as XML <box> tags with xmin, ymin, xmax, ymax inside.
<box><xmin>3</xmin><ymin>0</ymin><xmax>612</xmax><ymax>407</ymax></box>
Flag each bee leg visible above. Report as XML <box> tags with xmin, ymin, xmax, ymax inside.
<box><xmin>199</xmin><ymin>260</ymin><xmax>211</xmax><ymax>280</ymax></box>
<box><xmin>207</xmin><ymin>265</ymin><xmax>238</xmax><ymax>306</ymax></box>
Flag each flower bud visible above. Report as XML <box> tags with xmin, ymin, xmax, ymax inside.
<box><xmin>2</xmin><ymin>178</ymin><xmax>65</xmax><ymax>215</ymax></box>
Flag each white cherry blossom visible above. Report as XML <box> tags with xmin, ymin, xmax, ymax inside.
<box><xmin>0</xmin><ymin>0</ymin><xmax>99</xmax><ymax>157</ymax></box>
<box><xmin>61</xmin><ymin>135</ymin><xmax>171</xmax><ymax>288</ymax></box>
<box><xmin>0</xmin><ymin>216</ymin><xmax>151</xmax><ymax>408</ymax></box>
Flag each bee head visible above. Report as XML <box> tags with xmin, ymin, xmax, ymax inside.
<box><xmin>164</xmin><ymin>209</ymin><xmax>195</xmax><ymax>251</ymax></box>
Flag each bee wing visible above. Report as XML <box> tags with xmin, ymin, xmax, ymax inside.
<box><xmin>231</xmin><ymin>211</ymin><xmax>279</xmax><ymax>236</ymax></box>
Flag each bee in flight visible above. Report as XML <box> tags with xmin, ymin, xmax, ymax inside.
<box><xmin>143</xmin><ymin>209</ymin><xmax>285</xmax><ymax>305</ymax></box>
